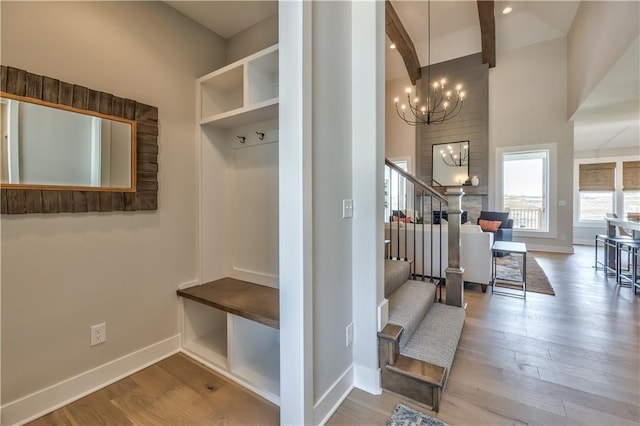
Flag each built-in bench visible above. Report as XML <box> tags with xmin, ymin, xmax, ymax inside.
<box><xmin>177</xmin><ymin>277</ymin><xmax>279</xmax><ymax>329</ymax></box>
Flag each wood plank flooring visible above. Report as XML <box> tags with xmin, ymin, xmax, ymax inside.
<box><xmin>29</xmin><ymin>246</ymin><xmax>639</xmax><ymax>425</ymax></box>
<box><xmin>330</xmin><ymin>246</ymin><xmax>640</xmax><ymax>425</ymax></box>
<box><xmin>28</xmin><ymin>353</ymin><xmax>280</xmax><ymax>426</ymax></box>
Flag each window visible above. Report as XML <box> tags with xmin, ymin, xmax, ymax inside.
<box><xmin>385</xmin><ymin>158</ymin><xmax>410</xmax><ymax>222</ymax></box>
<box><xmin>578</xmin><ymin>162</ymin><xmax>615</xmax><ymax>222</ymax></box>
<box><xmin>501</xmin><ymin>150</ymin><xmax>549</xmax><ymax>231</ymax></box>
<box><xmin>623</xmin><ymin>161</ymin><xmax>640</xmax><ymax>218</ymax></box>
<box><xmin>579</xmin><ymin>192</ymin><xmax>615</xmax><ymax>221</ymax></box>
<box><xmin>574</xmin><ymin>158</ymin><xmax>640</xmax><ymax>224</ymax></box>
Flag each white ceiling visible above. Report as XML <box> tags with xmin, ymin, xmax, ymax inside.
<box><xmin>386</xmin><ymin>0</ymin><xmax>579</xmax><ymax>80</ymax></box>
<box><xmin>571</xmin><ymin>37</ymin><xmax>640</xmax><ymax>152</ymax></box>
<box><xmin>165</xmin><ymin>0</ymin><xmax>638</xmax><ymax>153</ymax></box>
<box><xmin>386</xmin><ymin>0</ymin><xmax>638</xmax><ymax>152</ymax></box>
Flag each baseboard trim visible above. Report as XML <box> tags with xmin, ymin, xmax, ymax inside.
<box><xmin>178</xmin><ymin>279</ymin><xmax>199</xmax><ymax>290</ymax></box>
<box><xmin>1</xmin><ymin>334</ymin><xmax>181</xmax><ymax>426</ymax></box>
<box><xmin>230</xmin><ymin>267</ymin><xmax>279</xmax><ymax>288</ymax></box>
<box><xmin>353</xmin><ymin>363</ymin><xmax>381</xmax><ymax>395</ymax></box>
<box><xmin>526</xmin><ymin>243</ymin><xmax>574</xmax><ymax>254</ymax></box>
<box><xmin>313</xmin><ymin>366</ymin><xmax>354</xmax><ymax>425</ymax></box>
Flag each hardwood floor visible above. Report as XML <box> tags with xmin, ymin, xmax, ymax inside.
<box><xmin>29</xmin><ymin>246</ymin><xmax>639</xmax><ymax>425</ymax></box>
<box><xmin>28</xmin><ymin>353</ymin><xmax>280</xmax><ymax>426</ymax></box>
<box><xmin>330</xmin><ymin>246</ymin><xmax>640</xmax><ymax>425</ymax></box>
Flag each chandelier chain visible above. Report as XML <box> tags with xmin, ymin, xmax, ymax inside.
<box><xmin>393</xmin><ymin>0</ymin><xmax>466</xmax><ymax>126</ymax></box>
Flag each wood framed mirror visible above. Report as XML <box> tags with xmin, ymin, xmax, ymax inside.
<box><xmin>0</xmin><ymin>66</ymin><xmax>158</xmax><ymax>214</ymax></box>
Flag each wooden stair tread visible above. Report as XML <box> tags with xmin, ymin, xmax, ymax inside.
<box><xmin>387</xmin><ymin>355</ymin><xmax>446</xmax><ymax>387</ymax></box>
<box><xmin>177</xmin><ymin>278</ymin><xmax>279</xmax><ymax>329</ymax></box>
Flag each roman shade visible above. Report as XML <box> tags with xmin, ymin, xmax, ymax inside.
<box><xmin>623</xmin><ymin>161</ymin><xmax>640</xmax><ymax>191</ymax></box>
<box><xmin>579</xmin><ymin>162</ymin><xmax>615</xmax><ymax>191</ymax></box>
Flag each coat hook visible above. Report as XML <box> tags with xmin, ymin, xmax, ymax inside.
<box><xmin>237</xmin><ymin>136</ymin><xmax>246</xmax><ymax>143</ymax></box>
<box><xmin>256</xmin><ymin>132</ymin><xmax>265</xmax><ymax>141</ymax></box>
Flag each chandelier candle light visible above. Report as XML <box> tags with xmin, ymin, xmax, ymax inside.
<box><xmin>441</xmin><ymin>143</ymin><xmax>468</xmax><ymax>167</ymax></box>
<box><xmin>394</xmin><ymin>0</ymin><xmax>466</xmax><ymax>125</ymax></box>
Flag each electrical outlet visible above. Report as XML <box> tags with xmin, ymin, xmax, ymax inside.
<box><xmin>346</xmin><ymin>323</ymin><xmax>353</xmax><ymax>347</ymax></box>
<box><xmin>90</xmin><ymin>323</ymin><xmax>106</xmax><ymax>346</ymax></box>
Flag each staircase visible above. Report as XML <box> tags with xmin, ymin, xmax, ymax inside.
<box><xmin>378</xmin><ymin>260</ymin><xmax>465</xmax><ymax>412</ymax></box>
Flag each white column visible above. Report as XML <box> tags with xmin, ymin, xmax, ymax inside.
<box><xmin>278</xmin><ymin>1</ymin><xmax>314</xmax><ymax>424</ymax></box>
<box><xmin>352</xmin><ymin>0</ymin><xmax>385</xmax><ymax>394</ymax></box>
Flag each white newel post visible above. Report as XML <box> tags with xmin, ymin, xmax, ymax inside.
<box><xmin>445</xmin><ymin>188</ymin><xmax>465</xmax><ymax>308</ymax></box>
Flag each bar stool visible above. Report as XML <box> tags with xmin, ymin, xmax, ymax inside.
<box><xmin>618</xmin><ymin>241</ymin><xmax>640</xmax><ymax>294</ymax></box>
<box><xmin>595</xmin><ymin>234</ymin><xmax>632</xmax><ymax>276</ymax></box>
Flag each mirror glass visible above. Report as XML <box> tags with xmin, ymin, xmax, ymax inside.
<box><xmin>1</xmin><ymin>94</ymin><xmax>135</xmax><ymax>190</ymax></box>
<box><xmin>432</xmin><ymin>140</ymin><xmax>469</xmax><ymax>186</ymax></box>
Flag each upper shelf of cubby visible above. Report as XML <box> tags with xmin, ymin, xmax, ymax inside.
<box><xmin>198</xmin><ymin>44</ymin><xmax>278</xmax><ymax>128</ymax></box>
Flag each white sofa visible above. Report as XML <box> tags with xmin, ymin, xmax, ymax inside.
<box><xmin>385</xmin><ymin>222</ymin><xmax>494</xmax><ymax>287</ymax></box>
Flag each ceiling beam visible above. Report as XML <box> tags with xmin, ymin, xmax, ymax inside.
<box><xmin>385</xmin><ymin>0</ymin><xmax>421</xmax><ymax>85</ymax></box>
<box><xmin>477</xmin><ymin>0</ymin><xmax>496</xmax><ymax>68</ymax></box>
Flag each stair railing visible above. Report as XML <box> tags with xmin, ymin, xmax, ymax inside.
<box><xmin>385</xmin><ymin>159</ymin><xmax>449</xmax><ymax>301</ymax></box>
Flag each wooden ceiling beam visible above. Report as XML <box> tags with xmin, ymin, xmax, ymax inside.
<box><xmin>477</xmin><ymin>0</ymin><xmax>496</xmax><ymax>68</ymax></box>
<box><xmin>385</xmin><ymin>0</ymin><xmax>421</xmax><ymax>85</ymax></box>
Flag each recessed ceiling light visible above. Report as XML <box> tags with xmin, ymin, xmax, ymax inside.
<box><xmin>390</xmin><ymin>43</ymin><xmax>397</xmax><ymax>49</ymax></box>
<box><xmin>502</xmin><ymin>6</ymin><xmax>513</xmax><ymax>14</ymax></box>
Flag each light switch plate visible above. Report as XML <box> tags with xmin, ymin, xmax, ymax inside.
<box><xmin>343</xmin><ymin>199</ymin><xmax>353</xmax><ymax>218</ymax></box>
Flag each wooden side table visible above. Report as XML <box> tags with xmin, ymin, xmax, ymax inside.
<box><xmin>492</xmin><ymin>241</ymin><xmax>527</xmax><ymax>298</ymax></box>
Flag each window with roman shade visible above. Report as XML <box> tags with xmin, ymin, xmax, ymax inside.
<box><xmin>577</xmin><ymin>162</ymin><xmax>615</xmax><ymax>221</ymax></box>
<box><xmin>579</xmin><ymin>162</ymin><xmax>616</xmax><ymax>191</ymax></box>
<box><xmin>623</xmin><ymin>161</ymin><xmax>640</xmax><ymax>218</ymax></box>
<box><xmin>623</xmin><ymin>161</ymin><xmax>640</xmax><ymax>191</ymax></box>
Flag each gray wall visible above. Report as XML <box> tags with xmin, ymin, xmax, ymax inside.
<box><xmin>417</xmin><ymin>53</ymin><xmax>489</xmax><ymax>189</ymax></box>
<box><xmin>226</xmin><ymin>14</ymin><xmax>278</xmax><ymax>65</ymax></box>
<box><xmin>1</xmin><ymin>0</ymin><xmax>224</xmax><ymax>405</ymax></box>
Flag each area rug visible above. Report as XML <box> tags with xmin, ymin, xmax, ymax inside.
<box><xmin>494</xmin><ymin>255</ymin><xmax>555</xmax><ymax>295</ymax></box>
<box><xmin>387</xmin><ymin>403</ymin><xmax>449</xmax><ymax>426</ymax></box>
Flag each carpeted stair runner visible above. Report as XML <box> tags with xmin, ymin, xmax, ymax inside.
<box><xmin>388</xmin><ymin>280</ymin><xmax>436</xmax><ymax>349</ymax></box>
<box><xmin>401</xmin><ymin>303</ymin><xmax>465</xmax><ymax>387</ymax></box>
<box><xmin>384</xmin><ymin>259</ymin><xmax>411</xmax><ymax>297</ymax></box>
<box><xmin>380</xmin><ymin>259</ymin><xmax>465</xmax><ymax>411</ymax></box>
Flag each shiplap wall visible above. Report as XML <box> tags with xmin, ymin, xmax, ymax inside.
<box><xmin>417</xmin><ymin>53</ymin><xmax>488</xmax><ymax>190</ymax></box>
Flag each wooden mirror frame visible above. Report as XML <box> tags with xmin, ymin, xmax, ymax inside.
<box><xmin>0</xmin><ymin>66</ymin><xmax>158</xmax><ymax>214</ymax></box>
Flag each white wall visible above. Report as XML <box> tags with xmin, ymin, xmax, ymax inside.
<box><xmin>1</xmin><ymin>0</ymin><xmax>224</xmax><ymax>413</ymax></box>
<box><xmin>567</xmin><ymin>1</ymin><xmax>639</xmax><ymax>119</ymax></box>
<box><xmin>489</xmin><ymin>37</ymin><xmax>574</xmax><ymax>253</ymax></box>
<box><xmin>385</xmin><ymin>76</ymin><xmax>416</xmax><ymax>171</ymax></box>
<box><xmin>311</xmin><ymin>0</ymin><xmax>353</xmax><ymax>407</ymax></box>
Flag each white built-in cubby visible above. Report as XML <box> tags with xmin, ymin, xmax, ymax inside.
<box><xmin>180</xmin><ymin>44</ymin><xmax>280</xmax><ymax>406</ymax></box>
<box><xmin>197</xmin><ymin>44</ymin><xmax>278</xmax><ymax>128</ymax></box>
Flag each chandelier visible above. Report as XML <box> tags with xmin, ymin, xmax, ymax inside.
<box><xmin>440</xmin><ymin>142</ymin><xmax>468</xmax><ymax>167</ymax></box>
<box><xmin>394</xmin><ymin>0</ymin><xmax>465</xmax><ymax>126</ymax></box>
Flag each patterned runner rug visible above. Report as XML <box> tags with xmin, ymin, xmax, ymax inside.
<box><xmin>387</xmin><ymin>403</ymin><xmax>449</xmax><ymax>426</ymax></box>
<box><xmin>494</xmin><ymin>254</ymin><xmax>555</xmax><ymax>295</ymax></box>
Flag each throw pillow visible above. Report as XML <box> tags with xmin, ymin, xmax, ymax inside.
<box><xmin>392</xmin><ymin>216</ymin><xmax>412</xmax><ymax>224</ymax></box>
<box><xmin>479</xmin><ymin>219</ymin><xmax>502</xmax><ymax>232</ymax></box>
